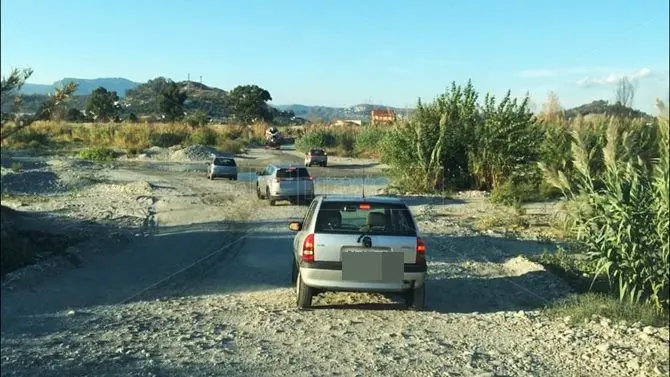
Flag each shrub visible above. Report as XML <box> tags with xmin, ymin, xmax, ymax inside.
<box><xmin>489</xmin><ymin>179</ymin><xmax>541</xmax><ymax>206</ymax></box>
<box><xmin>189</xmin><ymin>126</ymin><xmax>218</xmax><ymax>146</ymax></box>
<box><xmin>218</xmin><ymin>139</ymin><xmax>245</xmax><ymax>154</ymax></box>
<box><xmin>542</xmin><ymin>117</ymin><xmax>669</xmax><ymax>312</ymax></box>
<box><xmin>149</xmin><ymin>130</ymin><xmax>188</xmax><ymax>148</ymax></box>
<box><xmin>295</xmin><ymin>128</ymin><xmax>336</xmax><ymax>152</ymax></box>
<box><xmin>185</xmin><ymin>111</ymin><xmax>209</xmax><ymax>127</ymax></box>
<box><xmin>78</xmin><ymin>146</ymin><xmax>118</xmax><ymax>161</ymax></box>
<box><xmin>355</xmin><ymin>127</ymin><xmax>385</xmax><ymax>157</ymax></box>
<box><xmin>4</xmin><ymin>128</ymin><xmax>50</xmax><ymax>147</ymax></box>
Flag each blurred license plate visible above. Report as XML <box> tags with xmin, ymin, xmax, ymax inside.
<box><xmin>341</xmin><ymin>250</ymin><xmax>403</xmax><ymax>282</ymax></box>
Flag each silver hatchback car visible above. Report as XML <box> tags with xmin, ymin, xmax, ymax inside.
<box><xmin>207</xmin><ymin>155</ymin><xmax>238</xmax><ymax>180</ymax></box>
<box><xmin>289</xmin><ymin>195</ymin><xmax>427</xmax><ymax>309</ymax></box>
<box><xmin>256</xmin><ymin>163</ymin><xmax>315</xmax><ymax>205</ymax></box>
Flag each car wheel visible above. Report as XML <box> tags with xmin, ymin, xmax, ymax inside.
<box><xmin>232</xmin><ymin>175</ymin><xmax>238</xmax><ymax>181</ymax></box>
<box><xmin>291</xmin><ymin>258</ymin><xmax>298</xmax><ymax>284</ymax></box>
<box><xmin>266</xmin><ymin>188</ymin><xmax>275</xmax><ymax>206</ymax></box>
<box><xmin>407</xmin><ymin>282</ymin><xmax>426</xmax><ymax>311</ymax></box>
<box><xmin>208</xmin><ymin>174</ymin><xmax>213</xmax><ymax>180</ymax></box>
<box><xmin>322</xmin><ymin>162</ymin><xmax>327</xmax><ymax>167</ymax></box>
<box><xmin>296</xmin><ymin>271</ymin><xmax>313</xmax><ymax>309</ymax></box>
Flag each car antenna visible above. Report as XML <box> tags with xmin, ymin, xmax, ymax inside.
<box><xmin>362</xmin><ymin>176</ymin><xmax>366</xmax><ymax>198</ymax></box>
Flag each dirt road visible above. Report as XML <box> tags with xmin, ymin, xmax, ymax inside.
<box><xmin>1</xmin><ymin>148</ymin><xmax>668</xmax><ymax>377</ymax></box>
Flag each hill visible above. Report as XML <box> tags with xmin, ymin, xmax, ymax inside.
<box><xmin>19</xmin><ymin>77</ymin><xmax>140</xmax><ymax>97</ymax></box>
<box><xmin>565</xmin><ymin>100</ymin><xmax>652</xmax><ymax>119</ymax></box>
<box><xmin>122</xmin><ymin>78</ymin><xmax>230</xmax><ymax>118</ymax></box>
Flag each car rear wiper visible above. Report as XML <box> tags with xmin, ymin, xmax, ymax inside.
<box><xmin>356</xmin><ymin>224</ymin><xmax>372</xmax><ymax>243</ymax></box>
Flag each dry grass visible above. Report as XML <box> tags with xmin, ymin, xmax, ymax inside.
<box><xmin>1</xmin><ymin>121</ymin><xmax>305</xmax><ymax>154</ymax></box>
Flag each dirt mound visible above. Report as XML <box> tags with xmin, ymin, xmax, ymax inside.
<box><xmin>503</xmin><ymin>255</ymin><xmax>547</xmax><ymax>276</ymax></box>
<box><xmin>0</xmin><ymin>170</ymin><xmax>66</xmax><ymax>195</ymax></box>
<box><xmin>169</xmin><ymin>145</ymin><xmax>219</xmax><ymax>162</ymax></box>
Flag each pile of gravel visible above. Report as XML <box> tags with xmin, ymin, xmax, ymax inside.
<box><xmin>0</xmin><ymin>170</ymin><xmax>66</xmax><ymax>195</ymax></box>
<box><xmin>169</xmin><ymin>145</ymin><xmax>220</xmax><ymax>162</ymax></box>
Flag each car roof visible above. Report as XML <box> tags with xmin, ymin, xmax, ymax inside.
<box><xmin>211</xmin><ymin>153</ymin><xmax>234</xmax><ymax>159</ymax></box>
<box><xmin>320</xmin><ymin>195</ymin><xmax>406</xmax><ymax>205</ymax></box>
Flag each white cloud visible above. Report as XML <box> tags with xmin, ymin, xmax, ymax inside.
<box><xmin>576</xmin><ymin>67</ymin><xmax>654</xmax><ymax>87</ymax></box>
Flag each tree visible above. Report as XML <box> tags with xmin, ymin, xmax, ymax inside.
<box><xmin>85</xmin><ymin>86</ymin><xmax>119</xmax><ymax>121</ymax></box>
<box><xmin>615</xmin><ymin>77</ymin><xmax>635</xmax><ymax>108</ymax></box>
<box><xmin>469</xmin><ymin>91</ymin><xmax>541</xmax><ymax>190</ymax></box>
<box><xmin>64</xmin><ymin>107</ymin><xmax>86</xmax><ymax>122</ymax></box>
<box><xmin>226</xmin><ymin>85</ymin><xmax>273</xmax><ymax>124</ymax></box>
<box><xmin>158</xmin><ymin>81</ymin><xmax>187</xmax><ymax>121</ymax></box>
<box><xmin>1</xmin><ymin>68</ymin><xmax>77</xmax><ymax>142</ymax></box>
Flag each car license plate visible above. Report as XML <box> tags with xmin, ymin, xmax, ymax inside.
<box><xmin>341</xmin><ymin>250</ymin><xmax>403</xmax><ymax>282</ymax></box>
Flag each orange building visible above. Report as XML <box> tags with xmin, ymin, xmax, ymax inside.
<box><xmin>370</xmin><ymin>109</ymin><xmax>396</xmax><ymax>125</ymax></box>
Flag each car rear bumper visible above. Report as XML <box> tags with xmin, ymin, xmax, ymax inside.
<box><xmin>299</xmin><ymin>261</ymin><xmax>427</xmax><ymax>291</ymax></box>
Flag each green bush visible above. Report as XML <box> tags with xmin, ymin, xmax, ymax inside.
<box><xmin>189</xmin><ymin>127</ymin><xmax>218</xmax><ymax>146</ymax></box>
<box><xmin>541</xmin><ymin>118</ymin><xmax>669</xmax><ymax>312</ymax></box>
<box><xmin>355</xmin><ymin>127</ymin><xmax>385</xmax><ymax>156</ymax></box>
<box><xmin>295</xmin><ymin>129</ymin><xmax>336</xmax><ymax>152</ymax></box>
<box><xmin>185</xmin><ymin>111</ymin><xmax>209</xmax><ymax>127</ymax></box>
<box><xmin>218</xmin><ymin>139</ymin><xmax>245</xmax><ymax>154</ymax></box>
<box><xmin>149</xmin><ymin>131</ymin><xmax>188</xmax><ymax>148</ymax></box>
<box><xmin>78</xmin><ymin>146</ymin><xmax>118</xmax><ymax>161</ymax></box>
<box><xmin>489</xmin><ymin>180</ymin><xmax>541</xmax><ymax>206</ymax></box>
<box><xmin>334</xmin><ymin>132</ymin><xmax>356</xmax><ymax>156</ymax></box>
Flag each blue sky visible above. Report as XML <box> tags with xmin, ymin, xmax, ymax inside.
<box><xmin>2</xmin><ymin>0</ymin><xmax>668</xmax><ymax>113</ymax></box>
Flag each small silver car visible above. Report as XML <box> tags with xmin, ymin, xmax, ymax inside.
<box><xmin>207</xmin><ymin>155</ymin><xmax>238</xmax><ymax>180</ymax></box>
<box><xmin>256</xmin><ymin>163</ymin><xmax>315</xmax><ymax>205</ymax></box>
<box><xmin>288</xmin><ymin>195</ymin><xmax>427</xmax><ymax>309</ymax></box>
<box><xmin>304</xmin><ymin>148</ymin><xmax>328</xmax><ymax>167</ymax></box>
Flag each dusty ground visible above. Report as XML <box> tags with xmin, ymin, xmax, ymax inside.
<box><xmin>1</xmin><ymin>146</ymin><xmax>668</xmax><ymax>377</ymax></box>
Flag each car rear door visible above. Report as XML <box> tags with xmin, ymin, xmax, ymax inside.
<box><xmin>276</xmin><ymin>167</ymin><xmax>313</xmax><ymax>196</ymax></box>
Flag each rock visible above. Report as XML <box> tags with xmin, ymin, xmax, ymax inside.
<box><xmin>642</xmin><ymin>326</ymin><xmax>656</xmax><ymax>335</ymax></box>
<box><xmin>626</xmin><ymin>358</ymin><xmax>640</xmax><ymax>371</ymax></box>
<box><xmin>596</xmin><ymin>343</ymin><xmax>611</xmax><ymax>353</ymax></box>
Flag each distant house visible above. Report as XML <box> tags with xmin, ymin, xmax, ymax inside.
<box><xmin>370</xmin><ymin>109</ymin><xmax>396</xmax><ymax>125</ymax></box>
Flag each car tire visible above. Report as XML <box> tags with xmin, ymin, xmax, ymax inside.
<box><xmin>407</xmin><ymin>283</ymin><xmax>426</xmax><ymax>311</ymax></box>
<box><xmin>232</xmin><ymin>175</ymin><xmax>238</xmax><ymax>181</ymax></box>
<box><xmin>296</xmin><ymin>271</ymin><xmax>313</xmax><ymax>309</ymax></box>
<box><xmin>266</xmin><ymin>188</ymin><xmax>275</xmax><ymax>206</ymax></box>
<box><xmin>322</xmin><ymin>162</ymin><xmax>327</xmax><ymax>167</ymax></box>
<box><xmin>291</xmin><ymin>259</ymin><xmax>298</xmax><ymax>284</ymax></box>
<box><xmin>256</xmin><ymin>185</ymin><xmax>263</xmax><ymax>199</ymax></box>
<box><xmin>208</xmin><ymin>174</ymin><xmax>213</xmax><ymax>180</ymax></box>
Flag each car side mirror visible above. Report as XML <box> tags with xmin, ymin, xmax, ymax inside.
<box><xmin>288</xmin><ymin>221</ymin><xmax>302</xmax><ymax>231</ymax></box>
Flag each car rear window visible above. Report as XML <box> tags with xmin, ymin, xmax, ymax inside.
<box><xmin>276</xmin><ymin>167</ymin><xmax>309</xmax><ymax>178</ymax></box>
<box><xmin>315</xmin><ymin>201</ymin><xmax>417</xmax><ymax>236</ymax></box>
<box><xmin>214</xmin><ymin>158</ymin><xmax>236</xmax><ymax>166</ymax></box>
<box><xmin>309</xmin><ymin>149</ymin><xmax>325</xmax><ymax>156</ymax></box>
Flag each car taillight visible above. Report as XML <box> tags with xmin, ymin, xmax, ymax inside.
<box><xmin>302</xmin><ymin>234</ymin><xmax>315</xmax><ymax>262</ymax></box>
<box><xmin>416</xmin><ymin>237</ymin><xmax>426</xmax><ymax>264</ymax></box>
